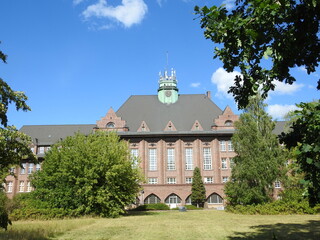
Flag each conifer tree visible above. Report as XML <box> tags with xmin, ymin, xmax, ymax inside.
<box><xmin>225</xmin><ymin>95</ymin><xmax>286</xmax><ymax>206</ymax></box>
<box><xmin>191</xmin><ymin>167</ymin><xmax>206</xmax><ymax>207</ymax></box>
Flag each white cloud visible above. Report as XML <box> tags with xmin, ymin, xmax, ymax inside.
<box><xmin>73</xmin><ymin>0</ymin><xmax>84</xmax><ymax>5</ymax></box>
<box><xmin>267</xmin><ymin>104</ymin><xmax>299</xmax><ymax>120</ymax></box>
<box><xmin>82</xmin><ymin>0</ymin><xmax>148</xmax><ymax>28</ymax></box>
<box><xmin>211</xmin><ymin>67</ymin><xmax>241</xmax><ymax>99</ymax></box>
<box><xmin>222</xmin><ymin>0</ymin><xmax>236</xmax><ymax>10</ymax></box>
<box><xmin>273</xmin><ymin>80</ymin><xmax>304</xmax><ymax>95</ymax></box>
<box><xmin>190</xmin><ymin>82</ymin><xmax>201</xmax><ymax>88</ymax></box>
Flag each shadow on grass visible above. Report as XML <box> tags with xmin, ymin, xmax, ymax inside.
<box><xmin>228</xmin><ymin>220</ymin><xmax>320</xmax><ymax>240</ymax></box>
<box><xmin>124</xmin><ymin>210</ymin><xmax>162</xmax><ymax>217</ymax></box>
<box><xmin>0</xmin><ymin>229</ymin><xmax>52</xmax><ymax>240</ymax></box>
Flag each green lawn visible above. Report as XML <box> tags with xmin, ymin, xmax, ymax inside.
<box><xmin>1</xmin><ymin>210</ymin><xmax>319</xmax><ymax>240</ymax></box>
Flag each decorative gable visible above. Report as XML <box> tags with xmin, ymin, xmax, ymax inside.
<box><xmin>164</xmin><ymin>121</ymin><xmax>177</xmax><ymax>131</ymax></box>
<box><xmin>96</xmin><ymin>107</ymin><xmax>128</xmax><ymax>131</ymax></box>
<box><xmin>191</xmin><ymin>120</ymin><xmax>203</xmax><ymax>131</ymax></box>
<box><xmin>137</xmin><ymin>121</ymin><xmax>150</xmax><ymax>132</ymax></box>
<box><xmin>212</xmin><ymin>106</ymin><xmax>239</xmax><ymax>130</ymax></box>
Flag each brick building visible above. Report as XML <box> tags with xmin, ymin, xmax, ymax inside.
<box><xmin>4</xmin><ymin>70</ymin><xmax>284</xmax><ymax>208</ymax></box>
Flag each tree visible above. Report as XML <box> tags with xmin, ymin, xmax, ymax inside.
<box><xmin>191</xmin><ymin>167</ymin><xmax>206</xmax><ymax>207</ymax></box>
<box><xmin>0</xmin><ymin>45</ymin><xmax>34</xmax><ymax>230</ymax></box>
<box><xmin>280</xmin><ymin>100</ymin><xmax>320</xmax><ymax>206</ymax></box>
<box><xmin>224</xmin><ymin>96</ymin><xmax>286</xmax><ymax>205</ymax></box>
<box><xmin>195</xmin><ymin>0</ymin><xmax>320</xmax><ymax>108</ymax></box>
<box><xmin>30</xmin><ymin>131</ymin><xmax>142</xmax><ymax>217</ymax></box>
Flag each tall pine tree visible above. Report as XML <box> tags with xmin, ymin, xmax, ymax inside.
<box><xmin>191</xmin><ymin>167</ymin><xmax>206</xmax><ymax>207</ymax></box>
<box><xmin>225</xmin><ymin>95</ymin><xmax>286</xmax><ymax>206</ymax></box>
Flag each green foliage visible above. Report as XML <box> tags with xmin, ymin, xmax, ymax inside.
<box><xmin>0</xmin><ymin>191</ymin><xmax>11</xmax><ymax>230</ymax></box>
<box><xmin>30</xmin><ymin>132</ymin><xmax>142</xmax><ymax>218</ymax></box>
<box><xmin>225</xmin><ymin>96</ymin><xmax>286</xmax><ymax>205</ymax></box>
<box><xmin>191</xmin><ymin>167</ymin><xmax>206</xmax><ymax>207</ymax></box>
<box><xmin>195</xmin><ymin>1</ymin><xmax>320</xmax><ymax>108</ymax></box>
<box><xmin>226</xmin><ymin>200</ymin><xmax>320</xmax><ymax>215</ymax></box>
<box><xmin>185</xmin><ymin>205</ymin><xmax>202</xmax><ymax>210</ymax></box>
<box><xmin>10</xmin><ymin>208</ymin><xmax>82</xmax><ymax>221</ymax></box>
<box><xmin>280</xmin><ymin>100</ymin><xmax>320</xmax><ymax>206</ymax></box>
<box><xmin>134</xmin><ymin>203</ymin><xmax>170</xmax><ymax>211</ymax></box>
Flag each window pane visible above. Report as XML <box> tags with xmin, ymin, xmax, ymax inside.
<box><xmin>149</xmin><ymin>149</ymin><xmax>157</xmax><ymax>171</ymax></box>
<box><xmin>203</xmin><ymin>148</ymin><xmax>212</xmax><ymax>170</ymax></box>
<box><xmin>185</xmin><ymin>148</ymin><xmax>193</xmax><ymax>170</ymax></box>
<box><xmin>167</xmin><ymin>148</ymin><xmax>175</xmax><ymax>170</ymax></box>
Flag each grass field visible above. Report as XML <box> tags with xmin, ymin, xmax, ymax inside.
<box><xmin>1</xmin><ymin>210</ymin><xmax>319</xmax><ymax>240</ymax></box>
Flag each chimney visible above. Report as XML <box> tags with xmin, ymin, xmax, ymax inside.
<box><xmin>206</xmin><ymin>91</ymin><xmax>211</xmax><ymax>99</ymax></box>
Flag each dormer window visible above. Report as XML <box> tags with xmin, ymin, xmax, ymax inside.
<box><xmin>225</xmin><ymin>120</ymin><xmax>233</xmax><ymax>126</ymax></box>
<box><xmin>106</xmin><ymin>122</ymin><xmax>115</xmax><ymax>128</ymax></box>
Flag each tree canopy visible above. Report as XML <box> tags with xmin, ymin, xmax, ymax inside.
<box><xmin>280</xmin><ymin>100</ymin><xmax>320</xmax><ymax>206</ymax></box>
<box><xmin>191</xmin><ymin>167</ymin><xmax>206</xmax><ymax>207</ymax></box>
<box><xmin>225</xmin><ymin>95</ymin><xmax>286</xmax><ymax>205</ymax></box>
<box><xmin>195</xmin><ymin>0</ymin><xmax>320</xmax><ymax>108</ymax></box>
<box><xmin>30</xmin><ymin>132</ymin><xmax>142</xmax><ymax>217</ymax></box>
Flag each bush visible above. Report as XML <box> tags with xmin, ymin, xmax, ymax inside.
<box><xmin>185</xmin><ymin>205</ymin><xmax>203</xmax><ymax>210</ymax></box>
<box><xmin>133</xmin><ymin>203</ymin><xmax>170</xmax><ymax>211</ymax></box>
<box><xmin>226</xmin><ymin>199</ymin><xmax>320</xmax><ymax>215</ymax></box>
<box><xmin>0</xmin><ymin>192</ymin><xmax>11</xmax><ymax>230</ymax></box>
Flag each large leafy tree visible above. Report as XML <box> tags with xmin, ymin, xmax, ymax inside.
<box><xmin>195</xmin><ymin>0</ymin><xmax>320</xmax><ymax>108</ymax></box>
<box><xmin>30</xmin><ymin>132</ymin><xmax>142</xmax><ymax>218</ymax></box>
<box><xmin>191</xmin><ymin>167</ymin><xmax>206</xmax><ymax>207</ymax></box>
<box><xmin>225</xmin><ymin>96</ymin><xmax>286</xmax><ymax>205</ymax></box>
<box><xmin>280</xmin><ymin>100</ymin><xmax>320</xmax><ymax>206</ymax></box>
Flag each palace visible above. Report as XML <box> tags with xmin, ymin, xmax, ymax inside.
<box><xmin>5</xmin><ymin>70</ymin><xmax>284</xmax><ymax>208</ymax></box>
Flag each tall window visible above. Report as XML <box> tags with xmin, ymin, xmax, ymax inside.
<box><xmin>228</xmin><ymin>140</ymin><xmax>234</xmax><ymax>151</ymax></box>
<box><xmin>222</xmin><ymin>176</ymin><xmax>229</xmax><ymax>183</ymax></box>
<box><xmin>130</xmin><ymin>149</ymin><xmax>139</xmax><ymax>166</ymax></box>
<box><xmin>203</xmin><ymin>148</ymin><xmax>212</xmax><ymax>170</ymax></box>
<box><xmin>167</xmin><ymin>148</ymin><xmax>175</xmax><ymax>170</ymax></box>
<box><xmin>149</xmin><ymin>149</ymin><xmax>157</xmax><ymax>171</ymax></box>
<box><xmin>221</xmin><ymin>158</ymin><xmax>227</xmax><ymax>169</ymax></box>
<box><xmin>185</xmin><ymin>148</ymin><xmax>193</xmax><ymax>170</ymax></box>
<box><xmin>230</xmin><ymin>158</ymin><xmax>235</xmax><ymax>169</ymax></box>
<box><xmin>148</xmin><ymin>178</ymin><xmax>158</xmax><ymax>184</ymax></box>
<box><xmin>20</xmin><ymin>163</ymin><xmax>26</xmax><ymax>174</ymax></box>
<box><xmin>7</xmin><ymin>181</ymin><xmax>13</xmax><ymax>193</ymax></box>
<box><xmin>144</xmin><ymin>194</ymin><xmax>161</xmax><ymax>204</ymax></box>
<box><xmin>220</xmin><ymin>140</ymin><xmax>226</xmax><ymax>151</ymax></box>
<box><xmin>207</xmin><ymin>193</ymin><xmax>223</xmax><ymax>204</ymax></box>
<box><xmin>36</xmin><ymin>163</ymin><xmax>41</xmax><ymax>171</ymax></box>
<box><xmin>165</xmin><ymin>194</ymin><xmax>181</xmax><ymax>204</ymax></box>
<box><xmin>39</xmin><ymin>146</ymin><xmax>45</xmax><ymax>154</ymax></box>
<box><xmin>28</xmin><ymin>163</ymin><xmax>34</xmax><ymax>174</ymax></box>
<box><xmin>19</xmin><ymin>181</ymin><xmax>25</xmax><ymax>192</ymax></box>
<box><xmin>27</xmin><ymin>181</ymin><xmax>32</xmax><ymax>192</ymax></box>
<box><xmin>167</xmin><ymin>178</ymin><xmax>176</xmax><ymax>184</ymax></box>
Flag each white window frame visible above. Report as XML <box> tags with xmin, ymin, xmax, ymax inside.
<box><xmin>19</xmin><ymin>181</ymin><xmax>25</xmax><ymax>192</ymax></box>
<box><xmin>221</xmin><ymin>158</ymin><xmax>227</xmax><ymax>169</ymax></box>
<box><xmin>36</xmin><ymin>163</ymin><xmax>41</xmax><ymax>171</ymax></box>
<box><xmin>222</xmin><ymin>176</ymin><xmax>229</xmax><ymax>183</ymax></box>
<box><xmin>7</xmin><ymin>181</ymin><xmax>13</xmax><ymax>193</ymax></box>
<box><xmin>275</xmin><ymin>181</ymin><xmax>281</xmax><ymax>188</ymax></box>
<box><xmin>228</xmin><ymin>140</ymin><xmax>234</xmax><ymax>151</ymax></box>
<box><xmin>185</xmin><ymin>177</ymin><xmax>193</xmax><ymax>184</ymax></box>
<box><xmin>185</xmin><ymin>148</ymin><xmax>193</xmax><ymax>170</ymax></box>
<box><xmin>167</xmin><ymin>148</ymin><xmax>175</xmax><ymax>170</ymax></box>
<box><xmin>149</xmin><ymin>149</ymin><xmax>157</xmax><ymax>171</ymax></box>
<box><xmin>203</xmin><ymin>147</ymin><xmax>212</xmax><ymax>170</ymax></box>
<box><xmin>39</xmin><ymin>146</ymin><xmax>45</xmax><ymax>154</ymax></box>
<box><xmin>148</xmin><ymin>178</ymin><xmax>158</xmax><ymax>184</ymax></box>
<box><xmin>27</xmin><ymin>181</ymin><xmax>32</xmax><ymax>192</ymax></box>
<box><xmin>167</xmin><ymin>177</ymin><xmax>176</xmax><ymax>184</ymax></box>
<box><xmin>28</xmin><ymin>163</ymin><xmax>34</xmax><ymax>174</ymax></box>
<box><xmin>220</xmin><ymin>140</ymin><xmax>226</xmax><ymax>152</ymax></box>
<box><xmin>204</xmin><ymin>177</ymin><xmax>213</xmax><ymax>183</ymax></box>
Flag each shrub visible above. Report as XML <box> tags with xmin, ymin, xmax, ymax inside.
<box><xmin>0</xmin><ymin>192</ymin><xmax>11</xmax><ymax>230</ymax></box>
<box><xmin>133</xmin><ymin>203</ymin><xmax>170</xmax><ymax>211</ymax></box>
<box><xmin>185</xmin><ymin>205</ymin><xmax>203</xmax><ymax>210</ymax></box>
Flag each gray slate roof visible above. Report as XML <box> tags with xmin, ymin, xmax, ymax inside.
<box><xmin>116</xmin><ymin>94</ymin><xmax>223</xmax><ymax>132</ymax></box>
<box><xmin>20</xmin><ymin>124</ymin><xmax>96</xmax><ymax>145</ymax></box>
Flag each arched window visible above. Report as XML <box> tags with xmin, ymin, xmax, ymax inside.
<box><xmin>144</xmin><ymin>194</ymin><xmax>161</xmax><ymax>204</ymax></box>
<box><xmin>106</xmin><ymin>122</ymin><xmax>115</xmax><ymax>128</ymax></box>
<box><xmin>165</xmin><ymin>194</ymin><xmax>181</xmax><ymax>204</ymax></box>
<box><xmin>224</xmin><ymin>120</ymin><xmax>233</xmax><ymax>126</ymax></box>
<box><xmin>207</xmin><ymin>193</ymin><xmax>223</xmax><ymax>204</ymax></box>
<box><xmin>185</xmin><ymin>195</ymin><xmax>192</xmax><ymax>205</ymax></box>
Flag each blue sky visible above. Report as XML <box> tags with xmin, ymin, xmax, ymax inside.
<box><xmin>1</xmin><ymin>0</ymin><xmax>319</xmax><ymax>129</ymax></box>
